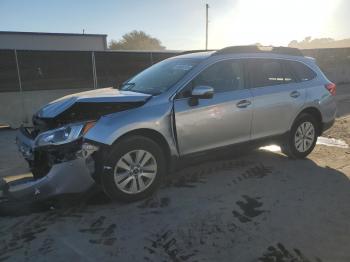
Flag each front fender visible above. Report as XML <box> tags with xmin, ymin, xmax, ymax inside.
<box><xmin>84</xmin><ymin>102</ymin><xmax>178</xmax><ymax>156</ymax></box>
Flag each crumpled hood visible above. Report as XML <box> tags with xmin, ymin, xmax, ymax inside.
<box><xmin>36</xmin><ymin>88</ymin><xmax>152</xmax><ymax>119</ymax></box>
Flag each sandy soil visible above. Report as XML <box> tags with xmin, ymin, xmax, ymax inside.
<box><xmin>310</xmin><ymin>116</ymin><xmax>350</xmax><ymax>174</ymax></box>
<box><xmin>0</xmin><ymin>90</ymin><xmax>349</xmax><ymax>261</ymax></box>
<box><xmin>324</xmin><ymin>115</ymin><xmax>350</xmax><ymax>144</ymax></box>
<box><xmin>0</xmin><ymin>120</ymin><xmax>349</xmax><ymax>261</ymax></box>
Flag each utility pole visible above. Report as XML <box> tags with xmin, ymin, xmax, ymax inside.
<box><xmin>205</xmin><ymin>3</ymin><xmax>209</xmax><ymax>50</ymax></box>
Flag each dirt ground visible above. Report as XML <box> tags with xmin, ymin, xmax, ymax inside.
<box><xmin>0</xmin><ymin>87</ymin><xmax>349</xmax><ymax>261</ymax></box>
<box><xmin>324</xmin><ymin>116</ymin><xmax>350</xmax><ymax>145</ymax></box>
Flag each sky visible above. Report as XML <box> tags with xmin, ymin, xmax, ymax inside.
<box><xmin>0</xmin><ymin>0</ymin><xmax>349</xmax><ymax>50</ymax></box>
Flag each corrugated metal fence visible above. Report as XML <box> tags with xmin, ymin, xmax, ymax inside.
<box><xmin>1</xmin><ymin>48</ymin><xmax>350</xmax><ymax>128</ymax></box>
<box><xmin>0</xmin><ymin>50</ymin><xmax>178</xmax><ymax>127</ymax></box>
<box><xmin>0</xmin><ymin>49</ymin><xmax>180</xmax><ymax>92</ymax></box>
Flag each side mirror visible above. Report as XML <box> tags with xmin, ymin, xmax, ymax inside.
<box><xmin>191</xmin><ymin>86</ymin><xmax>214</xmax><ymax>99</ymax></box>
<box><xmin>188</xmin><ymin>86</ymin><xmax>214</xmax><ymax>106</ymax></box>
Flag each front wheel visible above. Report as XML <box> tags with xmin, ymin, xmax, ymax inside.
<box><xmin>101</xmin><ymin>136</ymin><xmax>166</xmax><ymax>202</ymax></box>
<box><xmin>281</xmin><ymin>113</ymin><xmax>319</xmax><ymax>159</ymax></box>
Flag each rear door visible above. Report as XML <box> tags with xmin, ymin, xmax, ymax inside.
<box><xmin>246</xmin><ymin>58</ymin><xmax>306</xmax><ymax>139</ymax></box>
<box><xmin>174</xmin><ymin>59</ymin><xmax>253</xmax><ymax>155</ymax></box>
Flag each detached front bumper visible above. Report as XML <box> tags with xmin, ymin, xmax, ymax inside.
<box><xmin>0</xmin><ymin>128</ymin><xmax>97</xmax><ymax>202</ymax></box>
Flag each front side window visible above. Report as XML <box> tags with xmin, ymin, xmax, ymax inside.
<box><xmin>120</xmin><ymin>58</ymin><xmax>201</xmax><ymax>95</ymax></box>
<box><xmin>247</xmin><ymin>59</ymin><xmax>297</xmax><ymax>88</ymax></box>
<box><xmin>177</xmin><ymin>60</ymin><xmax>245</xmax><ymax>98</ymax></box>
<box><xmin>193</xmin><ymin>60</ymin><xmax>245</xmax><ymax>93</ymax></box>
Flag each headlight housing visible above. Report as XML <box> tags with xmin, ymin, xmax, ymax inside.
<box><xmin>35</xmin><ymin>122</ymin><xmax>95</xmax><ymax>147</ymax></box>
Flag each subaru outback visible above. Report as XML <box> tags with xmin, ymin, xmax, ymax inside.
<box><xmin>9</xmin><ymin>46</ymin><xmax>337</xmax><ymax>202</ymax></box>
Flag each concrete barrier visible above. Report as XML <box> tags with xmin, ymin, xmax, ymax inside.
<box><xmin>0</xmin><ymin>88</ymin><xmax>91</xmax><ymax>128</ymax></box>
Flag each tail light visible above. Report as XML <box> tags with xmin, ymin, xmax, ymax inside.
<box><xmin>325</xmin><ymin>82</ymin><xmax>336</xmax><ymax>96</ymax></box>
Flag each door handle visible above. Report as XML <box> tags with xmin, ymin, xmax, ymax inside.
<box><xmin>290</xmin><ymin>91</ymin><xmax>300</xmax><ymax>98</ymax></box>
<box><xmin>236</xmin><ymin>100</ymin><xmax>251</xmax><ymax>108</ymax></box>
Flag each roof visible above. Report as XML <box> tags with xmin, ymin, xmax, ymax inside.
<box><xmin>0</xmin><ymin>31</ymin><xmax>107</xmax><ymax>37</ymax></box>
<box><xmin>174</xmin><ymin>46</ymin><xmax>304</xmax><ymax>60</ymax></box>
<box><xmin>214</xmin><ymin>45</ymin><xmax>303</xmax><ymax>57</ymax></box>
<box><xmin>173</xmin><ymin>51</ymin><xmax>214</xmax><ymax>59</ymax></box>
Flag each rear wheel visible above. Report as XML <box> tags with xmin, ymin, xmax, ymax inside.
<box><xmin>281</xmin><ymin>113</ymin><xmax>319</xmax><ymax>159</ymax></box>
<box><xmin>101</xmin><ymin>136</ymin><xmax>165</xmax><ymax>202</ymax></box>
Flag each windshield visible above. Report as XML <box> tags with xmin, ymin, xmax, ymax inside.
<box><xmin>120</xmin><ymin>58</ymin><xmax>201</xmax><ymax>95</ymax></box>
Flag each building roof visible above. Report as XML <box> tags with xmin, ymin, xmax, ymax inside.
<box><xmin>0</xmin><ymin>31</ymin><xmax>107</xmax><ymax>37</ymax></box>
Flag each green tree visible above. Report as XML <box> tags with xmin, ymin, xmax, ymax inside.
<box><xmin>109</xmin><ymin>30</ymin><xmax>165</xmax><ymax>51</ymax></box>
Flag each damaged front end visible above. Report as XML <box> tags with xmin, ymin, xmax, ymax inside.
<box><xmin>0</xmin><ymin>88</ymin><xmax>151</xmax><ymax>203</ymax></box>
<box><xmin>1</xmin><ymin>123</ymin><xmax>99</xmax><ymax>203</ymax></box>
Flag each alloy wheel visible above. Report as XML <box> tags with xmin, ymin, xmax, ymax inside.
<box><xmin>113</xmin><ymin>150</ymin><xmax>157</xmax><ymax>194</ymax></box>
<box><xmin>294</xmin><ymin>121</ymin><xmax>316</xmax><ymax>153</ymax></box>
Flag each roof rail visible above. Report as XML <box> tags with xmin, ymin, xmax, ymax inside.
<box><xmin>180</xmin><ymin>49</ymin><xmax>214</xmax><ymax>55</ymax></box>
<box><xmin>271</xmin><ymin>46</ymin><xmax>303</xmax><ymax>56</ymax></box>
<box><xmin>213</xmin><ymin>45</ymin><xmax>303</xmax><ymax>57</ymax></box>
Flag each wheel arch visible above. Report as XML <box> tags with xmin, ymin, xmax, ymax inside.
<box><xmin>110</xmin><ymin>128</ymin><xmax>173</xmax><ymax>169</ymax></box>
<box><xmin>293</xmin><ymin>107</ymin><xmax>323</xmax><ymax>135</ymax></box>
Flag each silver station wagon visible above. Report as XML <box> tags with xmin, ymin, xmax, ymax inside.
<box><xmin>10</xmin><ymin>46</ymin><xmax>337</xmax><ymax>202</ymax></box>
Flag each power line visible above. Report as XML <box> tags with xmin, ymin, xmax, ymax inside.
<box><xmin>205</xmin><ymin>3</ymin><xmax>209</xmax><ymax>50</ymax></box>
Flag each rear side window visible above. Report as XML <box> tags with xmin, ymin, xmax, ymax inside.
<box><xmin>288</xmin><ymin>61</ymin><xmax>316</xmax><ymax>82</ymax></box>
<box><xmin>246</xmin><ymin>59</ymin><xmax>296</xmax><ymax>88</ymax></box>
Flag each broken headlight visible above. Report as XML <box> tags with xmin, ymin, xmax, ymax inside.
<box><xmin>35</xmin><ymin>122</ymin><xmax>95</xmax><ymax>147</ymax></box>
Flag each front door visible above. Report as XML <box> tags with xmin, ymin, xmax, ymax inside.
<box><xmin>174</xmin><ymin>59</ymin><xmax>253</xmax><ymax>155</ymax></box>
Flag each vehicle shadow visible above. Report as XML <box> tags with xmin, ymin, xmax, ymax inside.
<box><xmin>1</xmin><ymin>147</ymin><xmax>349</xmax><ymax>217</ymax></box>
<box><xmin>0</xmin><ymin>148</ymin><xmax>349</xmax><ymax>261</ymax></box>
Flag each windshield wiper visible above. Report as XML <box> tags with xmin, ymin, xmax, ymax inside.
<box><xmin>150</xmin><ymin>91</ymin><xmax>162</xmax><ymax>96</ymax></box>
<box><xmin>120</xmin><ymin>82</ymin><xmax>135</xmax><ymax>90</ymax></box>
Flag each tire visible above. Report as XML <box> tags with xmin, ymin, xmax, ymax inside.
<box><xmin>281</xmin><ymin>113</ymin><xmax>319</xmax><ymax>159</ymax></box>
<box><xmin>101</xmin><ymin>136</ymin><xmax>166</xmax><ymax>202</ymax></box>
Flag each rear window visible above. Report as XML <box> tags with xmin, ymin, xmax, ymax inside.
<box><xmin>246</xmin><ymin>59</ymin><xmax>297</xmax><ymax>88</ymax></box>
<box><xmin>288</xmin><ymin>61</ymin><xmax>316</xmax><ymax>82</ymax></box>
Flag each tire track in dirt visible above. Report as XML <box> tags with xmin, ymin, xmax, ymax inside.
<box><xmin>144</xmin><ymin>229</ymin><xmax>198</xmax><ymax>261</ymax></box>
<box><xmin>232</xmin><ymin>164</ymin><xmax>273</xmax><ymax>184</ymax></box>
<box><xmin>232</xmin><ymin>195</ymin><xmax>266</xmax><ymax>223</ymax></box>
<box><xmin>0</xmin><ymin>204</ymin><xmax>93</xmax><ymax>261</ymax></box>
<box><xmin>163</xmin><ymin>159</ymin><xmax>256</xmax><ymax>188</ymax></box>
<box><xmin>144</xmin><ymin>212</ymin><xmax>242</xmax><ymax>261</ymax></box>
<box><xmin>79</xmin><ymin>216</ymin><xmax>117</xmax><ymax>246</ymax></box>
<box><xmin>258</xmin><ymin>243</ymin><xmax>323</xmax><ymax>262</ymax></box>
